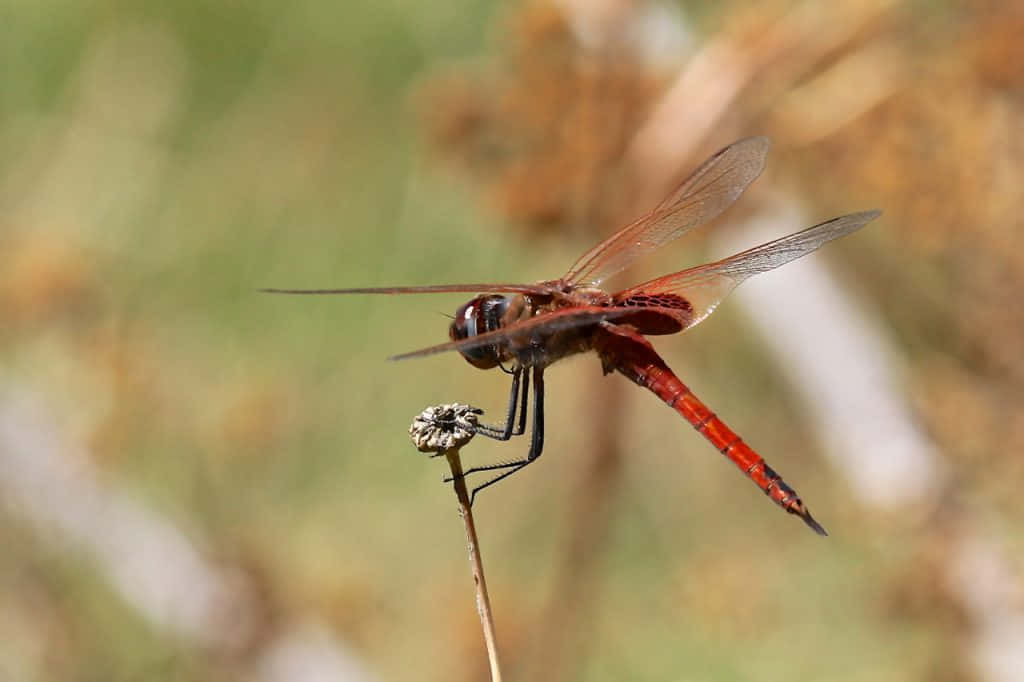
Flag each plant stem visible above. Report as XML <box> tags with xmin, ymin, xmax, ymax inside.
<box><xmin>445</xmin><ymin>449</ymin><xmax>503</xmax><ymax>682</ymax></box>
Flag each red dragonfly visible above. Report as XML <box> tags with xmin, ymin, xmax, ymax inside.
<box><xmin>265</xmin><ymin>137</ymin><xmax>879</xmax><ymax>535</ymax></box>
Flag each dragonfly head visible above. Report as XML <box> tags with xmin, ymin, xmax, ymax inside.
<box><xmin>450</xmin><ymin>295</ymin><xmax>517</xmax><ymax>369</ymax></box>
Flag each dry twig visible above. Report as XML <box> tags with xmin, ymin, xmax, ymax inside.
<box><xmin>409</xmin><ymin>404</ymin><xmax>503</xmax><ymax>682</ymax></box>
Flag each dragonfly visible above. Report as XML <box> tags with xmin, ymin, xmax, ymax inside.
<box><xmin>265</xmin><ymin>137</ymin><xmax>880</xmax><ymax>536</ymax></box>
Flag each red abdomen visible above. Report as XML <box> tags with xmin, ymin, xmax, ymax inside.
<box><xmin>601</xmin><ymin>330</ymin><xmax>826</xmax><ymax>535</ymax></box>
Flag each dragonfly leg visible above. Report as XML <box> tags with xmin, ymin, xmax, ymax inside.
<box><xmin>472</xmin><ymin>365</ymin><xmax>529</xmax><ymax>441</ymax></box>
<box><xmin>443</xmin><ymin>366</ymin><xmax>533</xmax><ymax>478</ymax></box>
<box><xmin>466</xmin><ymin>366</ymin><xmax>545</xmax><ymax>505</ymax></box>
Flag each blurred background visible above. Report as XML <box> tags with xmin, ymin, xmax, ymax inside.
<box><xmin>2</xmin><ymin>0</ymin><xmax>1023</xmax><ymax>680</ymax></box>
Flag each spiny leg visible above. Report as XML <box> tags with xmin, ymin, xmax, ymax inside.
<box><xmin>466</xmin><ymin>366</ymin><xmax>546</xmax><ymax>505</ymax></box>
<box><xmin>472</xmin><ymin>365</ymin><xmax>529</xmax><ymax>441</ymax></box>
<box><xmin>515</xmin><ymin>364</ymin><xmax>529</xmax><ymax>434</ymax></box>
<box><xmin>442</xmin><ymin>366</ymin><xmax>530</xmax><ymax>483</ymax></box>
<box><xmin>444</xmin><ymin>366</ymin><xmax>532</xmax><ymax>479</ymax></box>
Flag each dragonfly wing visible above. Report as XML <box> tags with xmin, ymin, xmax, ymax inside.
<box><xmin>563</xmin><ymin>137</ymin><xmax>770</xmax><ymax>288</ymax></box>
<box><xmin>390</xmin><ymin>305</ymin><xmax>639</xmax><ymax>361</ymax></box>
<box><xmin>260</xmin><ymin>282</ymin><xmax>559</xmax><ymax>296</ymax></box>
<box><xmin>614</xmin><ymin>210</ymin><xmax>881</xmax><ymax>331</ymax></box>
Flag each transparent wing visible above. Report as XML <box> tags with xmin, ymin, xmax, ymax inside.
<box><xmin>260</xmin><ymin>282</ymin><xmax>558</xmax><ymax>296</ymax></box>
<box><xmin>613</xmin><ymin>210</ymin><xmax>881</xmax><ymax>331</ymax></box>
<box><xmin>563</xmin><ymin>136</ymin><xmax>771</xmax><ymax>288</ymax></box>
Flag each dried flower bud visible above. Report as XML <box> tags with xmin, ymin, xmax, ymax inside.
<box><xmin>408</xmin><ymin>403</ymin><xmax>482</xmax><ymax>454</ymax></box>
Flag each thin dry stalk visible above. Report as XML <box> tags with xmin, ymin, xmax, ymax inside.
<box><xmin>408</xmin><ymin>403</ymin><xmax>503</xmax><ymax>682</ymax></box>
<box><xmin>445</xmin><ymin>449</ymin><xmax>503</xmax><ymax>682</ymax></box>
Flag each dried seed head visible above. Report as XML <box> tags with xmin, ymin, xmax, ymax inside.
<box><xmin>409</xmin><ymin>403</ymin><xmax>481</xmax><ymax>454</ymax></box>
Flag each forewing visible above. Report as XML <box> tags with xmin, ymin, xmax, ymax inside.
<box><xmin>563</xmin><ymin>137</ymin><xmax>770</xmax><ymax>288</ymax></box>
<box><xmin>260</xmin><ymin>282</ymin><xmax>558</xmax><ymax>296</ymax></box>
<box><xmin>389</xmin><ymin>305</ymin><xmax>639</xmax><ymax>361</ymax></box>
<box><xmin>614</xmin><ymin>210</ymin><xmax>881</xmax><ymax>331</ymax></box>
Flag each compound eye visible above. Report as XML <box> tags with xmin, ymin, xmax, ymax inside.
<box><xmin>448</xmin><ymin>296</ymin><xmax>505</xmax><ymax>370</ymax></box>
<box><xmin>450</xmin><ymin>300</ymin><xmax>479</xmax><ymax>341</ymax></box>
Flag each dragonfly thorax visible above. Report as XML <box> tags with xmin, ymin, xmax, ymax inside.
<box><xmin>450</xmin><ymin>294</ymin><xmax>529</xmax><ymax>369</ymax></box>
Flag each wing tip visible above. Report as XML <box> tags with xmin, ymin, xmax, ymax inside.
<box><xmin>730</xmin><ymin>135</ymin><xmax>772</xmax><ymax>163</ymax></box>
<box><xmin>744</xmin><ymin>135</ymin><xmax>772</xmax><ymax>150</ymax></box>
<box><xmin>842</xmin><ymin>209</ymin><xmax>883</xmax><ymax>231</ymax></box>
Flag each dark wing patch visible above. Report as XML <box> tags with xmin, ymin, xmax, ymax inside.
<box><xmin>610</xmin><ymin>293</ymin><xmax>694</xmax><ymax>335</ymax></box>
<box><xmin>616</xmin><ymin>293</ymin><xmax>695</xmax><ymax>312</ymax></box>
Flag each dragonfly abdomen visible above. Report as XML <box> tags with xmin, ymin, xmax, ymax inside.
<box><xmin>614</xmin><ymin>348</ymin><xmax>827</xmax><ymax>536</ymax></box>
